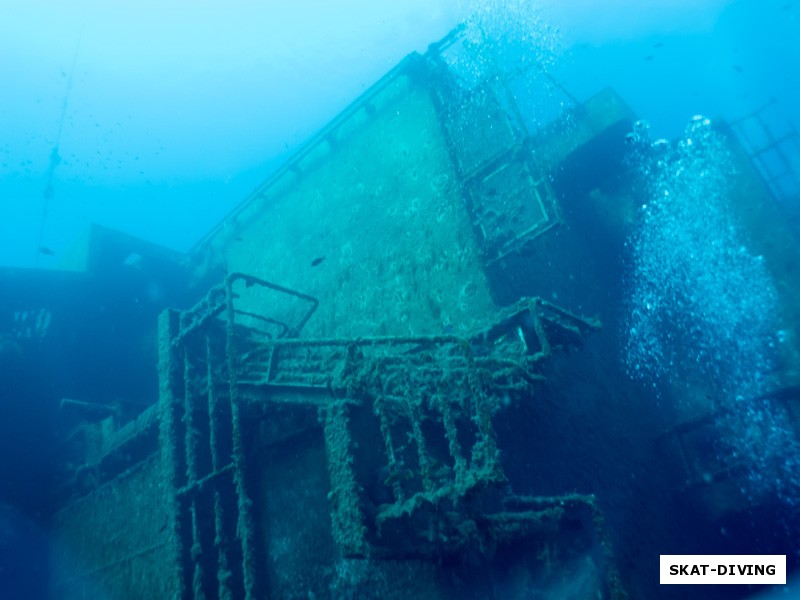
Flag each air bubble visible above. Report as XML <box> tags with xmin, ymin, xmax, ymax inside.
<box><xmin>622</xmin><ymin>115</ymin><xmax>796</xmax><ymax>506</ymax></box>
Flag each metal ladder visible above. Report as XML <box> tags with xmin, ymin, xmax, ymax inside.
<box><xmin>157</xmin><ymin>274</ymin><xmax>318</xmax><ymax>600</ymax></box>
<box><xmin>159</xmin><ymin>312</ymin><xmax>257</xmax><ymax>600</ymax></box>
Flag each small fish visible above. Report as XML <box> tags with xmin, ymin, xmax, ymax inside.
<box><xmin>732</xmin><ymin>64</ymin><xmax>744</xmax><ymax>73</ymax></box>
<box><xmin>123</xmin><ymin>252</ymin><xmax>142</xmax><ymax>268</ymax></box>
<box><xmin>644</xmin><ymin>55</ymin><xmax>654</xmax><ymax>61</ymax></box>
<box><xmin>653</xmin><ymin>42</ymin><xmax>664</xmax><ymax>48</ymax></box>
<box><xmin>311</xmin><ymin>256</ymin><xmax>325</xmax><ymax>267</ymax></box>
<box><xmin>38</xmin><ymin>246</ymin><xmax>55</xmax><ymax>256</ymax></box>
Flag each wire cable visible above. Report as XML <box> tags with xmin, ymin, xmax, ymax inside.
<box><xmin>35</xmin><ymin>37</ymin><xmax>81</xmax><ymax>267</ymax></box>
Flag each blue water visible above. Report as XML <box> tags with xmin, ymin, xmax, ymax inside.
<box><xmin>1</xmin><ymin>0</ymin><xmax>797</xmax><ymax>267</ymax></box>
<box><xmin>2</xmin><ymin>1</ymin><xmax>800</xmax><ymax>599</ymax></box>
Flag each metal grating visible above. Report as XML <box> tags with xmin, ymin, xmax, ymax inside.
<box><xmin>425</xmin><ymin>24</ymin><xmax>565</xmax><ymax>265</ymax></box>
<box><xmin>729</xmin><ymin>101</ymin><xmax>800</xmax><ymax>216</ymax></box>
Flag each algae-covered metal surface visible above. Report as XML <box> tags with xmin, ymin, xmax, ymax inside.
<box><xmin>42</xmin><ymin>23</ymin><xmax>640</xmax><ymax>600</ymax></box>
<box><xmin>147</xmin><ymin>271</ymin><xmax>620</xmax><ymax>599</ymax></box>
<box><xmin>49</xmin><ymin>454</ymin><xmax>176</xmax><ymax>599</ymax></box>
<box><xmin>188</xmin><ymin>24</ymin><xmax>567</xmax><ymax>339</ymax></box>
<box><xmin>193</xmin><ymin>59</ymin><xmax>495</xmax><ymax>340</ymax></box>
<box><xmin>37</xmin><ymin>14</ymin><xmax>800</xmax><ymax>600</ymax></box>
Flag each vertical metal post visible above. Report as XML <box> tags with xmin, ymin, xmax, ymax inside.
<box><xmin>158</xmin><ymin>309</ymin><xmax>190</xmax><ymax>600</ymax></box>
<box><xmin>409</xmin><ymin>399</ymin><xmax>434</xmax><ymax>493</ymax></box>
<box><xmin>322</xmin><ymin>400</ymin><xmax>368</xmax><ymax>556</ymax></box>
<box><xmin>207</xmin><ymin>335</ymin><xmax>235</xmax><ymax>600</ymax></box>
<box><xmin>183</xmin><ymin>343</ymin><xmax>207</xmax><ymax>597</ymax></box>
<box><xmin>460</xmin><ymin>342</ymin><xmax>496</xmax><ymax>471</ymax></box>
<box><xmin>225</xmin><ymin>277</ymin><xmax>260</xmax><ymax>599</ymax></box>
<box><xmin>190</xmin><ymin>505</ymin><xmax>207</xmax><ymax>600</ymax></box>
<box><xmin>438</xmin><ymin>396</ymin><xmax>467</xmax><ymax>486</ymax></box>
<box><xmin>373</xmin><ymin>395</ymin><xmax>405</xmax><ymax>502</ymax></box>
<box><xmin>528</xmin><ymin>299</ymin><xmax>551</xmax><ymax>358</ymax></box>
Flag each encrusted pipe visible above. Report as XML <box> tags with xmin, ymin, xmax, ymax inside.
<box><xmin>226</xmin><ymin>278</ymin><xmax>259</xmax><ymax>599</ymax></box>
<box><xmin>439</xmin><ymin>395</ymin><xmax>467</xmax><ymax>485</ymax></box>
<box><xmin>321</xmin><ymin>400</ymin><xmax>368</xmax><ymax>556</ymax></box>
<box><xmin>374</xmin><ymin>394</ymin><xmax>405</xmax><ymax>502</ymax></box>
<box><xmin>207</xmin><ymin>335</ymin><xmax>234</xmax><ymax>600</ymax></box>
<box><xmin>409</xmin><ymin>398</ymin><xmax>434</xmax><ymax>493</ymax></box>
<box><xmin>157</xmin><ymin>309</ymin><xmax>189</xmax><ymax>598</ymax></box>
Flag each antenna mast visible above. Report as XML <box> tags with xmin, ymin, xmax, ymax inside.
<box><xmin>36</xmin><ymin>38</ymin><xmax>80</xmax><ymax>267</ymax></box>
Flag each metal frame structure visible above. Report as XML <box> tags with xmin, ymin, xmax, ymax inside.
<box><xmin>153</xmin><ymin>273</ymin><xmax>627</xmax><ymax>598</ymax></box>
<box><xmin>426</xmin><ymin>24</ymin><xmax>566</xmax><ymax>264</ymax></box>
<box><xmin>191</xmin><ymin>24</ymin><xmax>570</xmax><ymax>272</ymax></box>
<box><xmin>729</xmin><ymin>101</ymin><xmax>800</xmax><ymax>217</ymax></box>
